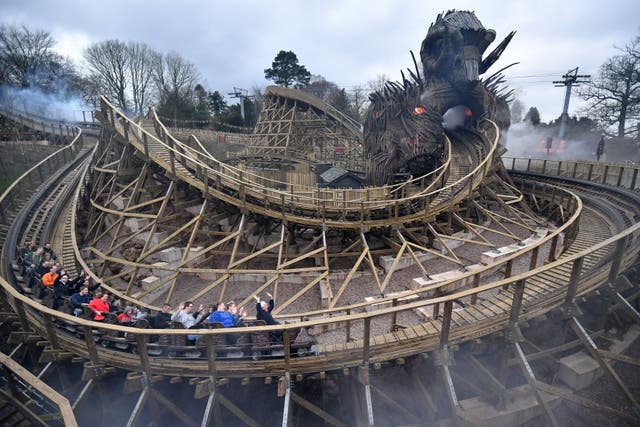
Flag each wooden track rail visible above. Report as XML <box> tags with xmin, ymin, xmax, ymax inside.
<box><xmin>0</xmin><ymin>203</ymin><xmax>636</xmax><ymax>379</ymax></box>
<box><xmin>1</xmin><ymin>104</ymin><xmax>640</xmax><ymax>427</ymax></box>
<box><xmin>1</xmin><ymin>148</ymin><xmax>638</xmax><ymax>378</ymax></box>
<box><xmin>98</xmin><ymin>97</ymin><xmax>500</xmax><ymax>229</ymax></box>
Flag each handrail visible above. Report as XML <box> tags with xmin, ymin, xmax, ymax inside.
<box><xmin>0</xmin><ymin>105</ymin><xmax>87</xmax><ymax>137</ymax></box>
<box><xmin>503</xmin><ymin>156</ymin><xmax>640</xmax><ymax>191</ymax></box>
<box><xmin>100</xmin><ymin>97</ymin><xmax>500</xmax><ymax>227</ymax></box>
<box><xmin>83</xmin><ymin>177</ymin><xmax>583</xmax><ymax>318</ymax></box>
<box><xmin>0</xmin><ymin>352</ymin><xmax>78</xmax><ymax>427</ymax></box>
<box><xmin>150</xmin><ymin>105</ymin><xmax>450</xmax><ymax>199</ymax></box>
<box><xmin>0</xmin><ymin>151</ymin><xmax>636</xmax><ymax>378</ymax></box>
<box><xmin>0</xmin><ymin>108</ymin><xmax>84</xmax><ymax>233</ymax></box>
<box><xmin>0</xmin><ymin>192</ymin><xmax>635</xmax><ymax>338</ymax></box>
<box><xmin>142</xmin><ymin>97</ymin><xmax>448</xmax><ymax>200</ymax></box>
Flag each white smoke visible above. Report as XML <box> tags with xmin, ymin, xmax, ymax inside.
<box><xmin>0</xmin><ymin>84</ymin><xmax>91</xmax><ymax>123</ymax></box>
<box><xmin>442</xmin><ymin>105</ymin><xmax>468</xmax><ymax>130</ymax></box>
<box><xmin>504</xmin><ymin>121</ymin><xmax>598</xmax><ymax>161</ymax></box>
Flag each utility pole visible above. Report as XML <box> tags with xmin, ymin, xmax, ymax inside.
<box><xmin>227</xmin><ymin>87</ymin><xmax>254</xmax><ymax>122</ymax></box>
<box><xmin>553</xmin><ymin>67</ymin><xmax>590</xmax><ymax>139</ymax></box>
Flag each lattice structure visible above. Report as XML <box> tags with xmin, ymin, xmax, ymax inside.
<box><xmin>77</xmin><ymin>98</ymin><xmax>550</xmax><ymax>323</ymax></box>
<box><xmin>250</xmin><ymin>86</ymin><xmax>364</xmax><ymax>171</ymax></box>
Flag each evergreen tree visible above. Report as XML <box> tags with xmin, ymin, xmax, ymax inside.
<box><xmin>524</xmin><ymin>107</ymin><xmax>541</xmax><ymax>126</ymax></box>
<box><xmin>264</xmin><ymin>50</ymin><xmax>311</xmax><ymax>88</ymax></box>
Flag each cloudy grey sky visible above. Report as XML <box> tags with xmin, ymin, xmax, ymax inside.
<box><xmin>3</xmin><ymin>0</ymin><xmax>639</xmax><ymax>122</ymax></box>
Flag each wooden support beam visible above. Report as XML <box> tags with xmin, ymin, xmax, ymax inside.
<box><xmin>513</xmin><ymin>342</ymin><xmax>560</xmax><ymax>427</ymax></box>
<box><xmin>439</xmin><ymin>300</ymin><xmax>453</xmax><ymax>348</ymax></box>
<box><xmin>330</xmin><ymin>247</ymin><xmax>368</xmax><ymax>309</ymax></box>
<box><xmin>570</xmin><ymin>318</ymin><xmax>640</xmax><ymax>414</ymax></box>
<box><xmin>201</xmin><ymin>335</ymin><xmax>221</xmax><ymax>426</ymax></box>
<box><xmin>440</xmin><ymin>364</ymin><xmax>459</xmax><ymax>417</ymax></box>
<box><xmin>163</xmin><ymin>198</ymin><xmax>206</xmax><ymax>299</ymax></box>
<box><xmin>126</xmin><ymin>385</ymin><xmax>149</xmax><ymax>427</ymax></box>
<box><xmin>216</xmin><ymin>393</ymin><xmax>260</xmax><ymax>427</ymax></box>
<box><xmin>125</xmin><ymin>181</ymin><xmax>176</xmax><ymax>293</ymax></box>
<box><xmin>273</xmin><ymin>271</ymin><xmax>328</xmax><ymax>315</ymax></box>
<box><xmin>413</xmin><ymin>373</ymin><xmax>438</xmax><ymax>417</ymax></box>
<box><xmin>72</xmin><ymin>379</ymin><xmax>95</xmax><ymax>411</ymax></box>
<box><xmin>359</xmin><ymin>366</ymin><xmax>375</xmax><ymax>427</ymax></box>
<box><xmin>397</xmin><ymin>231</ymin><xmax>431</xmax><ymax>279</ymax></box>
<box><xmin>463</xmin><ymin>354</ymin><xmax>505</xmax><ymax>399</ymax></box>
<box><xmin>614</xmin><ymin>291</ymin><xmax>640</xmax><ymax>323</ymax></box>
<box><xmin>291</xmin><ymin>392</ymin><xmax>349</xmax><ymax>427</ymax></box>
<box><xmin>608</xmin><ymin>237</ymin><xmax>627</xmax><ymax>284</ymax></box>
<box><xmin>370</xmin><ymin>384</ymin><xmax>421</xmax><ymax>424</ymax></box>
<box><xmin>535</xmin><ymin>380</ymin><xmax>640</xmax><ymax>425</ymax></box>
<box><xmin>151</xmin><ymin>388</ymin><xmax>199</xmax><ymax>427</ymax></box>
<box><xmin>598</xmin><ymin>349</ymin><xmax>640</xmax><ymax>367</ymax></box>
<box><xmin>282</xmin><ymin>372</ymin><xmax>292</xmax><ymax>427</ymax></box>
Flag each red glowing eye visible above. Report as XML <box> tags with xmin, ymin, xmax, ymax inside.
<box><xmin>414</xmin><ymin>106</ymin><xmax>425</xmax><ymax>115</ymax></box>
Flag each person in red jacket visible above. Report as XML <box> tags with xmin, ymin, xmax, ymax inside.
<box><xmin>117</xmin><ymin>306</ymin><xmax>135</xmax><ymax>324</ymax></box>
<box><xmin>88</xmin><ymin>292</ymin><xmax>110</xmax><ymax>321</ymax></box>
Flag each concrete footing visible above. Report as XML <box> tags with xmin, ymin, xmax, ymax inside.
<box><xmin>458</xmin><ymin>384</ymin><xmax>559</xmax><ymax>427</ymax></box>
<box><xmin>558</xmin><ymin>324</ymin><xmax>640</xmax><ymax>390</ymax></box>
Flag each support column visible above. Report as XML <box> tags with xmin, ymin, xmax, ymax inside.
<box><xmin>201</xmin><ymin>335</ymin><xmax>221</xmax><ymax>427</ymax></box>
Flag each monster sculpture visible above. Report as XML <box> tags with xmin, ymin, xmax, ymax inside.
<box><xmin>364</xmin><ymin>10</ymin><xmax>515</xmax><ymax>185</ymax></box>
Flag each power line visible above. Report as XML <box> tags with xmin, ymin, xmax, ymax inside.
<box><xmin>553</xmin><ymin>67</ymin><xmax>591</xmax><ymax>139</ymax></box>
<box><xmin>227</xmin><ymin>87</ymin><xmax>254</xmax><ymax>121</ymax></box>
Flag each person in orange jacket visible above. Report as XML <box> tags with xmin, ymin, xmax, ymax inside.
<box><xmin>41</xmin><ymin>265</ymin><xmax>59</xmax><ymax>287</ymax></box>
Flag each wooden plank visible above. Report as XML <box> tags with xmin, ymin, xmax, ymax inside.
<box><xmin>454</xmin><ymin>308</ymin><xmax>476</xmax><ymax>325</ymax></box>
<box><xmin>0</xmin><ymin>353</ymin><xmax>77</xmax><ymax>427</ymax></box>
<box><xmin>463</xmin><ymin>305</ymin><xmax>488</xmax><ymax>322</ymax></box>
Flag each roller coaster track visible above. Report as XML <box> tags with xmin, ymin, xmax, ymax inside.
<box><xmin>100</xmin><ymin>96</ymin><xmax>496</xmax><ymax>229</ymax></box>
<box><xmin>1</xmin><ymin>98</ymin><xmax>639</xmax><ymax>425</ymax></box>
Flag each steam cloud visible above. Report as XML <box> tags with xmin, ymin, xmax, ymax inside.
<box><xmin>0</xmin><ymin>84</ymin><xmax>91</xmax><ymax>123</ymax></box>
<box><xmin>504</xmin><ymin>121</ymin><xmax>599</xmax><ymax>161</ymax></box>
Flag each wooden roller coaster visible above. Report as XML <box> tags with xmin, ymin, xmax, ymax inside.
<box><xmin>0</xmin><ymin>66</ymin><xmax>639</xmax><ymax>425</ymax></box>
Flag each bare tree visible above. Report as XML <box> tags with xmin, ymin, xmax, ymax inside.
<box><xmin>366</xmin><ymin>73</ymin><xmax>392</xmax><ymax>94</ymax></box>
<box><xmin>81</xmin><ymin>73</ymin><xmax>106</xmax><ymax>110</ymax></box>
<box><xmin>153</xmin><ymin>51</ymin><xmax>199</xmax><ymax>103</ymax></box>
<box><xmin>0</xmin><ymin>24</ymin><xmax>58</xmax><ymax>88</ymax></box>
<box><xmin>348</xmin><ymin>85</ymin><xmax>369</xmax><ymax>122</ymax></box>
<box><xmin>127</xmin><ymin>42</ymin><xmax>158</xmax><ymax>116</ymax></box>
<box><xmin>152</xmin><ymin>51</ymin><xmax>200</xmax><ymax>121</ymax></box>
<box><xmin>579</xmin><ymin>34</ymin><xmax>640</xmax><ymax>137</ymax></box>
<box><xmin>302</xmin><ymin>75</ymin><xmax>340</xmax><ymax>101</ymax></box>
<box><xmin>84</xmin><ymin>40</ymin><xmax>129</xmax><ymax>111</ymax></box>
<box><xmin>509</xmin><ymin>97</ymin><xmax>526</xmax><ymax>124</ymax></box>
